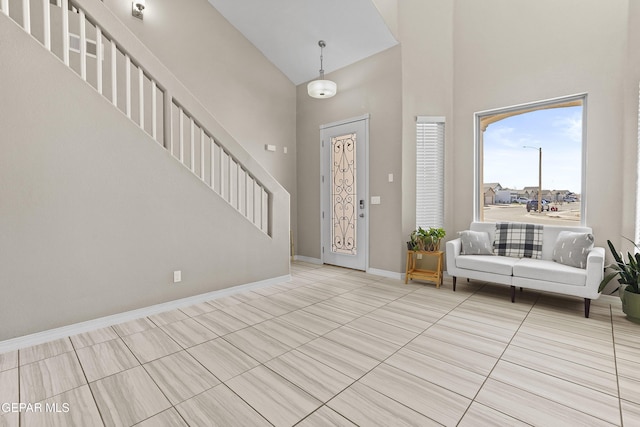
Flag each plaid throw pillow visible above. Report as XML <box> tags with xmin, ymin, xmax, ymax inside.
<box><xmin>493</xmin><ymin>222</ymin><xmax>543</xmax><ymax>259</ymax></box>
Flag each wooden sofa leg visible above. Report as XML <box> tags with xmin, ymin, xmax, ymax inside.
<box><xmin>584</xmin><ymin>298</ymin><xmax>591</xmax><ymax>318</ymax></box>
<box><xmin>511</xmin><ymin>286</ymin><xmax>516</xmax><ymax>303</ymax></box>
<box><xmin>520</xmin><ymin>287</ymin><xmax>523</xmax><ymax>292</ymax></box>
<box><xmin>453</xmin><ymin>277</ymin><xmax>457</xmax><ymax>292</ymax></box>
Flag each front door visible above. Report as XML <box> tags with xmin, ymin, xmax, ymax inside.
<box><xmin>321</xmin><ymin>115</ymin><xmax>369</xmax><ymax>270</ymax></box>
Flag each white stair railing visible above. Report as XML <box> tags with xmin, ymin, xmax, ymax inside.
<box><xmin>2</xmin><ymin>0</ymin><xmax>273</xmax><ymax>235</ymax></box>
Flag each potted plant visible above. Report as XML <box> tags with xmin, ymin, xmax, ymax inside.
<box><xmin>408</xmin><ymin>227</ymin><xmax>446</xmax><ymax>252</ymax></box>
<box><xmin>599</xmin><ymin>239</ymin><xmax>640</xmax><ymax>323</ymax></box>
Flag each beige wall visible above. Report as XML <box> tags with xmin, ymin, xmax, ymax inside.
<box><xmin>0</xmin><ymin>12</ymin><xmax>289</xmax><ymax>340</ymax></box>
<box><xmin>296</xmin><ymin>46</ymin><xmax>403</xmax><ymax>272</ymax></box>
<box><xmin>451</xmin><ymin>0</ymin><xmax>630</xmax><ymax>250</ymax></box>
<box><xmin>298</xmin><ymin>0</ymin><xmax>636</xmax><ymax>273</ymax></box>
<box><xmin>103</xmin><ymin>0</ymin><xmax>298</xmax><ymax>240</ymax></box>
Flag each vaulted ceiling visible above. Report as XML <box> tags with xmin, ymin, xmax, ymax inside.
<box><xmin>207</xmin><ymin>0</ymin><xmax>398</xmax><ymax>85</ymax></box>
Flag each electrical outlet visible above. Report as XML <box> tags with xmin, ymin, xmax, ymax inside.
<box><xmin>417</xmin><ymin>254</ymin><xmax>423</xmax><ymax>260</ymax></box>
<box><xmin>173</xmin><ymin>270</ymin><xmax>182</xmax><ymax>283</ymax></box>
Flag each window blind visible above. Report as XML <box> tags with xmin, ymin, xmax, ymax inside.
<box><xmin>416</xmin><ymin>116</ymin><xmax>445</xmax><ymax>229</ymax></box>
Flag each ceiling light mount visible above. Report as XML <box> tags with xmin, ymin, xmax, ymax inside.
<box><xmin>132</xmin><ymin>0</ymin><xmax>145</xmax><ymax>20</ymax></box>
<box><xmin>307</xmin><ymin>40</ymin><xmax>337</xmax><ymax>99</ymax></box>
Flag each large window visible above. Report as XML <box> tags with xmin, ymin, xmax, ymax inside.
<box><xmin>475</xmin><ymin>94</ymin><xmax>586</xmax><ymax>225</ymax></box>
<box><xmin>416</xmin><ymin>116</ymin><xmax>445</xmax><ymax>228</ymax></box>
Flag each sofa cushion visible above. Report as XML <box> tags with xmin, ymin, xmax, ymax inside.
<box><xmin>552</xmin><ymin>231</ymin><xmax>594</xmax><ymax>269</ymax></box>
<box><xmin>459</xmin><ymin>230</ymin><xmax>494</xmax><ymax>255</ymax></box>
<box><xmin>513</xmin><ymin>258</ymin><xmax>586</xmax><ymax>286</ymax></box>
<box><xmin>456</xmin><ymin>255</ymin><xmax>519</xmax><ymax>276</ymax></box>
<box><xmin>494</xmin><ymin>222</ymin><xmax>543</xmax><ymax>259</ymax></box>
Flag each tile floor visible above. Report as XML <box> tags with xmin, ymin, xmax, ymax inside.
<box><xmin>0</xmin><ymin>261</ymin><xmax>638</xmax><ymax>426</ymax></box>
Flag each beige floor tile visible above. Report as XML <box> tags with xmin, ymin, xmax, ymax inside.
<box><xmin>269</xmin><ymin>290</ymin><xmax>318</xmax><ymax>309</ymax></box>
<box><xmin>322</xmin><ymin>296</ymin><xmax>377</xmax><ymax>317</ymax></box>
<box><xmin>517</xmin><ymin>323</ymin><xmax>615</xmax><ymax>357</ymax></box>
<box><xmin>279</xmin><ymin>310</ymin><xmax>341</xmax><ymax>336</ymax></box>
<box><xmin>20</xmin><ymin>352</ymin><xmax>86</xmax><ymax>403</ymax></box>
<box><xmin>0</xmin><ymin>369</ymin><xmax>18</xmax><ymax>410</ymax></box>
<box><xmin>232</xmin><ymin>290</ymin><xmax>264</xmax><ymax>302</ymax></box>
<box><xmin>19</xmin><ymin>339</ymin><xmax>73</xmax><ymax>366</ymax></box>
<box><xmin>510</xmin><ymin>332</ymin><xmax>617</xmax><ymax>374</ymax></box>
<box><xmin>302</xmin><ymin>303</ymin><xmax>361</xmax><ymax>324</ymax></box>
<box><xmin>76</xmin><ymin>338</ymin><xmax>139</xmax><ymax>382</ymax></box>
<box><xmin>476</xmin><ymin>378</ymin><xmax>617</xmax><ymax>427</ymax></box>
<box><xmin>144</xmin><ymin>351</ymin><xmax>219</xmax><ymax>405</ymax></box>
<box><xmin>619</xmin><ymin>374</ymin><xmax>640</xmax><ymax>404</ymax></box>
<box><xmin>296</xmin><ymin>406</ymin><xmax>356</xmax><ymax>427</ymax></box>
<box><xmin>122</xmin><ymin>328</ymin><xmax>182</xmax><ymax>364</ymax></box>
<box><xmin>360</xmin><ymin>363</ymin><xmax>470</xmax><ymax>425</ymax></box>
<box><xmin>437</xmin><ymin>313</ymin><xmax>517</xmax><ymax>343</ymax></box>
<box><xmin>21</xmin><ymin>385</ymin><xmax>103</xmax><ymax>427</ymax></box>
<box><xmin>458</xmin><ymin>402</ymin><xmax>530</xmax><ymax>427</ymax></box>
<box><xmin>148</xmin><ymin>309</ymin><xmax>189</xmax><ymax>327</ymax></box>
<box><xmin>160</xmin><ymin>318</ymin><xmax>218</xmax><ymax>348</ymax></box>
<box><xmin>385</xmin><ymin>348</ymin><xmax>486</xmax><ymax>399</ymax></box>
<box><xmin>363</xmin><ymin>306</ymin><xmax>434</xmax><ymax>333</ymax></box>
<box><xmin>176</xmin><ymin>384</ymin><xmax>272</xmax><ymax>427</ymax></box>
<box><xmin>346</xmin><ymin>316</ymin><xmax>418</xmax><ymax>347</ymax></box>
<box><xmin>223</xmin><ymin>326</ymin><xmax>291</xmax><ymax>363</ymax></box>
<box><xmin>0</xmin><ymin>352</ymin><xmax>17</xmax><ymax>373</ymax></box>
<box><xmin>489</xmin><ymin>360</ymin><xmax>620</xmax><ymax>424</ymax></box>
<box><xmin>135</xmin><ymin>408</ymin><xmax>187</xmax><ymax>427</ymax></box>
<box><xmin>614</xmin><ymin>342</ymin><xmax>640</xmax><ymax>364</ymax></box>
<box><xmin>406</xmin><ymin>334</ymin><xmax>498</xmax><ymax>376</ymax></box>
<box><xmin>323</xmin><ymin>326</ymin><xmax>400</xmax><ymax>361</ymax></box>
<box><xmin>246</xmin><ymin>296</ymin><xmax>295</xmax><ymax>316</ymax></box>
<box><xmin>501</xmin><ymin>345</ymin><xmax>618</xmax><ymax>396</ymax></box>
<box><xmin>192</xmin><ymin>310</ymin><xmax>249</xmax><ymax>336</ymax></box>
<box><xmin>187</xmin><ymin>338</ymin><xmax>259</xmax><ymax>382</ymax></box>
<box><xmin>0</xmin><ymin>413</ymin><xmax>18</xmax><ymax>427</ymax></box>
<box><xmin>337</xmin><ymin>290</ymin><xmax>390</xmax><ymax>308</ymax></box>
<box><xmin>178</xmin><ymin>301</ymin><xmax>216</xmax><ymax>317</ymax></box>
<box><xmin>70</xmin><ymin>327</ymin><xmax>118</xmax><ymax>349</ymax></box>
<box><xmin>205</xmin><ymin>295</ymin><xmax>244</xmax><ymax>310</ymax></box>
<box><xmin>452</xmin><ymin>298</ymin><xmax>528</xmax><ymax>326</ymax></box>
<box><xmin>328</xmin><ymin>382</ymin><xmax>439</xmax><ymax>427</ymax></box>
<box><xmin>297</xmin><ymin>337</ymin><xmax>379</xmax><ymax>379</ymax></box>
<box><xmin>265</xmin><ymin>350</ymin><xmax>353</xmax><ymax>402</ymax></box>
<box><xmin>90</xmin><ymin>366</ymin><xmax>171</xmax><ymax>427</ymax></box>
<box><xmin>227</xmin><ymin>365</ymin><xmax>321</xmax><ymax>427</ymax></box>
<box><xmin>112</xmin><ymin>318</ymin><xmax>156</xmax><ymax>337</ymax></box>
<box><xmin>421</xmin><ymin>324</ymin><xmax>506</xmax><ymax>358</ymax></box>
<box><xmin>253</xmin><ymin>318</ymin><xmax>317</xmax><ymax>348</ymax></box>
<box><xmin>621</xmin><ymin>399</ymin><xmax>640</xmax><ymax>426</ymax></box>
<box><xmin>219</xmin><ymin>303</ymin><xmax>272</xmax><ymax>325</ymax></box>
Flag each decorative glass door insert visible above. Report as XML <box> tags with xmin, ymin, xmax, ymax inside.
<box><xmin>331</xmin><ymin>133</ymin><xmax>357</xmax><ymax>255</ymax></box>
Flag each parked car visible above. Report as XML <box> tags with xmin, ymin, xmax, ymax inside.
<box><xmin>514</xmin><ymin>197</ymin><xmax>529</xmax><ymax>204</ymax></box>
<box><xmin>564</xmin><ymin>196</ymin><xmax>578</xmax><ymax>203</ymax></box>
<box><xmin>526</xmin><ymin>199</ymin><xmax>550</xmax><ymax>212</ymax></box>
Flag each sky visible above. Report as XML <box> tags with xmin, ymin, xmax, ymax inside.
<box><xmin>483</xmin><ymin>106</ymin><xmax>582</xmax><ymax>193</ymax></box>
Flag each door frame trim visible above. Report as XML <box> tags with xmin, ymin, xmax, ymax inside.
<box><xmin>319</xmin><ymin>114</ymin><xmax>370</xmax><ymax>270</ymax></box>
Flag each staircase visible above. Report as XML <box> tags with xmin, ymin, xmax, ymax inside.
<box><xmin>0</xmin><ymin>0</ymin><xmax>290</xmax><ymax>341</ymax></box>
<box><xmin>2</xmin><ymin>0</ymin><xmax>281</xmax><ymax>234</ymax></box>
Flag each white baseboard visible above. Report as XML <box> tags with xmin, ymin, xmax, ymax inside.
<box><xmin>366</xmin><ymin>267</ymin><xmax>404</xmax><ymax>281</ymax></box>
<box><xmin>0</xmin><ymin>274</ymin><xmax>291</xmax><ymax>354</ymax></box>
<box><xmin>293</xmin><ymin>255</ymin><xmax>323</xmax><ymax>265</ymax></box>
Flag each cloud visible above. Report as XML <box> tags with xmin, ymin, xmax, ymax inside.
<box><xmin>553</xmin><ymin>112</ymin><xmax>582</xmax><ymax>143</ymax></box>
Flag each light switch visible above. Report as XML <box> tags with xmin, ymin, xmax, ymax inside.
<box><xmin>388</xmin><ymin>173</ymin><xmax>394</xmax><ymax>183</ymax></box>
<box><xmin>283</xmin><ymin>146</ymin><xmax>288</xmax><ymax>154</ymax></box>
<box><xmin>371</xmin><ymin>196</ymin><xmax>381</xmax><ymax>205</ymax></box>
<box><xmin>265</xmin><ymin>144</ymin><xmax>276</xmax><ymax>152</ymax></box>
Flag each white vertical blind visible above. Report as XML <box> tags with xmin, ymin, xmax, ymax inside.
<box><xmin>416</xmin><ymin>116</ymin><xmax>445</xmax><ymax>229</ymax></box>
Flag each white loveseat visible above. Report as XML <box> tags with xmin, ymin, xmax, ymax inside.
<box><xmin>446</xmin><ymin>222</ymin><xmax>605</xmax><ymax>317</ymax></box>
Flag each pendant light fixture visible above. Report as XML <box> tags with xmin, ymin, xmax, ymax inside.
<box><xmin>307</xmin><ymin>40</ymin><xmax>337</xmax><ymax>99</ymax></box>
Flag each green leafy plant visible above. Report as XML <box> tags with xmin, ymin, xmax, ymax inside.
<box><xmin>409</xmin><ymin>227</ymin><xmax>446</xmax><ymax>252</ymax></box>
<box><xmin>598</xmin><ymin>239</ymin><xmax>640</xmax><ymax>294</ymax></box>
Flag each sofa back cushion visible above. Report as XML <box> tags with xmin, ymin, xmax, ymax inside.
<box><xmin>494</xmin><ymin>222</ymin><xmax>543</xmax><ymax>259</ymax></box>
<box><xmin>470</xmin><ymin>222</ymin><xmax>593</xmax><ymax>260</ymax></box>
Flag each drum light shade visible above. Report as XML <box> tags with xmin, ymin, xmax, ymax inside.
<box><xmin>307</xmin><ymin>40</ymin><xmax>337</xmax><ymax>99</ymax></box>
